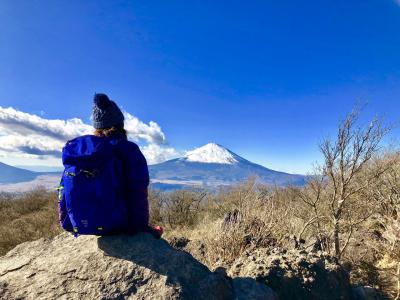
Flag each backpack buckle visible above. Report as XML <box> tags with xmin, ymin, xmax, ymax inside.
<box><xmin>81</xmin><ymin>169</ymin><xmax>99</xmax><ymax>178</ymax></box>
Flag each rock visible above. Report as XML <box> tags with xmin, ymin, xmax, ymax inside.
<box><xmin>283</xmin><ymin>234</ymin><xmax>305</xmax><ymax>250</ymax></box>
<box><xmin>214</xmin><ymin>267</ymin><xmax>228</xmax><ymax>277</ymax></box>
<box><xmin>229</xmin><ymin>247</ymin><xmax>353</xmax><ymax>300</ymax></box>
<box><xmin>231</xmin><ymin>278</ymin><xmax>279</xmax><ymax>300</ymax></box>
<box><xmin>0</xmin><ymin>233</ymin><xmax>276</xmax><ymax>300</ymax></box>
<box><xmin>179</xmin><ymin>238</ymin><xmax>207</xmax><ymax>263</ymax></box>
<box><xmin>169</xmin><ymin>237</ymin><xmax>190</xmax><ymax>249</ymax></box>
<box><xmin>352</xmin><ymin>286</ymin><xmax>383</xmax><ymax>300</ymax></box>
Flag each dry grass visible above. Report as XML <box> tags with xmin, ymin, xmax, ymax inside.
<box><xmin>150</xmin><ymin>180</ymin><xmax>300</xmax><ymax>268</ymax></box>
<box><xmin>0</xmin><ymin>188</ymin><xmax>62</xmax><ymax>256</ymax></box>
<box><xmin>199</xmin><ymin>181</ymin><xmax>295</xmax><ymax>267</ymax></box>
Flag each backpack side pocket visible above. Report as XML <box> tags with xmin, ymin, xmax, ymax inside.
<box><xmin>57</xmin><ymin>176</ymin><xmax>73</xmax><ymax>232</ymax></box>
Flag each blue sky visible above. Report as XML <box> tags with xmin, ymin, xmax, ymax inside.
<box><xmin>0</xmin><ymin>1</ymin><xmax>399</xmax><ymax>173</ymax></box>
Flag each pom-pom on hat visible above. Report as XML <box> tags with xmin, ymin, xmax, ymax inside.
<box><xmin>91</xmin><ymin>93</ymin><xmax>124</xmax><ymax>129</ymax></box>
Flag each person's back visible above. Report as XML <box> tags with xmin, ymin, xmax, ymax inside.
<box><xmin>105</xmin><ymin>134</ymin><xmax>150</xmax><ymax>233</ymax></box>
<box><xmin>58</xmin><ymin>93</ymin><xmax>161</xmax><ymax>236</ymax></box>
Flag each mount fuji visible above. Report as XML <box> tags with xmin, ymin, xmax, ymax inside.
<box><xmin>149</xmin><ymin>143</ymin><xmax>307</xmax><ymax>190</ymax></box>
<box><xmin>0</xmin><ymin>143</ymin><xmax>307</xmax><ymax>192</ymax></box>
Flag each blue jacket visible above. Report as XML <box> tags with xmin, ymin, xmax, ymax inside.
<box><xmin>58</xmin><ymin>135</ymin><xmax>150</xmax><ymax>233</ymax></box>
<box><xmin>109</xmin><ymin>137</ymin><xmax>150</xmax><ymax>231</ymax></box>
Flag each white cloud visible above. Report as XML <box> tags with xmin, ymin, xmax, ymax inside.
<box><xmin>0</xmin><ymin>106</ymin><xmax>178</xmax><ymax>166</ymax></box>
<box><xmin>0</xmin><ymin>149</ymin><xmax>62</xmax><ymax>167</ymax></box>
<box><xmin>123</xmin><ymin>112</ymin><xmax>167</xmax><ymax>144</ymax></box>
<box><xmin>141</xmin><ymin>144</ymin><xmax>181</xmax><ymax>165</ymax></box>
<box><xmin>0</xmin><ymin>135</ymin><xmax>64</xmax><ymax>156</ymax></box>
<box><xmin>0</xmin><ymin>107</ymin><xmax>92</xmax><ymax>141</ymax></box>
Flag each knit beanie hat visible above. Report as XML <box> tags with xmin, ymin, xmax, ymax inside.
<box><xmin>91</xmin><ymin>93</ymin><xmax>125</xmax><ymax>129</ymax></box>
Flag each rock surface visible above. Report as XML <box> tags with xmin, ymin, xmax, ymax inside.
<box><xmin>0</xmin><ymin>233</ymin><xmax>276</xmax><ymax>300</ymax></box>
<box><xmin>352</xmin><ymin>286</ymin><xmax>382</xmax><ymax>300</ymax></box>
<box><xmin>229</xmin><ymin>248</ymin><xmax>353</xmax><ymax>300</ymax></box>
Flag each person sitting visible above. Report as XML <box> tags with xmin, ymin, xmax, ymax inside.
<box><xmin>58</xmin><ymin>93</ymin><xmax>162</xmax><ymax>238</ymax></box>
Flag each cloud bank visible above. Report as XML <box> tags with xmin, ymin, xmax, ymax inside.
<box><xmin>0</xmin><ymin>106</ymin><xmax>179</xmax><ymax>165</ymax></box>
<box><xmin>124</xmin><ymin>112</ymin><xmax>166</xmax><ymax>145</ymax></box>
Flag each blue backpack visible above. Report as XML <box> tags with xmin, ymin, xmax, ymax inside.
<box><xmin>59</xmin><ymin>135</ymin><xmax>127</xmax><ymax>236</ymax></box>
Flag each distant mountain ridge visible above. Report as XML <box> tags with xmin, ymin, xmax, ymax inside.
<box><xmin>0</xmin><ymin>162</ymin><xmax>40</xmax><ymax>184</ymax></box>
<box><xmin>149</xmin><ymin>143</ymin><xmax>306</xmax><ymax>189</ymax></box>
<box><xmin>0</xmin><ymin>143</ymin><xmax>307</xmax><ymax>191</ymax></box>
<box><xmin>15</xmin><ymin>165</ymin><xmax>64</xmax><ymax>172</ymax></box>
<box><xmin>0</xmin><ymin>162</ymin><xmax>61</xmax><ymax>192</ymax></box>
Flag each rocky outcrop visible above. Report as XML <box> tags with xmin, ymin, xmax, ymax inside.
<box><xmin>0</xmin><ymin>233</ymin><xmax>276</xmax><ymax>300</ymax></box>
<box><xmin>228</xmin><ymin>248</ymin><xmax>353</xmax><ymax>300</ymax></box>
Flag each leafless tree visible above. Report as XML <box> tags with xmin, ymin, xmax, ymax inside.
<box><xmin>318</xmin><ymin>109</ymin><xmax>389</xmax><ymax>259</ymax></box>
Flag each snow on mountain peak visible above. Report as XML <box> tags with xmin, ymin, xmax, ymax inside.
<box><xmin>184</xmin><ymin>143</ymin><xmax>239</xmax><ymax>164</ymax></box>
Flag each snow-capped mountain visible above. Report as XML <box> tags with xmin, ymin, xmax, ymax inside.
<box><xmin>184</xmin><ymin>143</ymin><xmax>241</xmax><ymax>164</ymax></box>
<box><xmin>149</xmin><ymin>143</ymin><xmax>307</xmax><ymax>190</ymax></box>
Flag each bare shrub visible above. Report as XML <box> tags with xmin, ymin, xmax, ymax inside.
<box><xmin>148</xmin><ymin>189</ymin><xmax>164</xmax><ymax>226</ymax></box>
<box><xmin>0</xmin><ymin>188</ymin><xmax>61</xmax><ymax>256</ymax></box>
<box><xmin>149</xmin><ymin>189</ymin><xmax>208</xmax><ymax>229</ymax></box>
<box><xmin>295</xmin><ymin>110</ymin><xmax>388</xmax><ymax>260</ymax></box>
<box><xmin>199</xmin><ymin>179</ymin><xmax>295</xmax><ymax>267</ymax></box>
